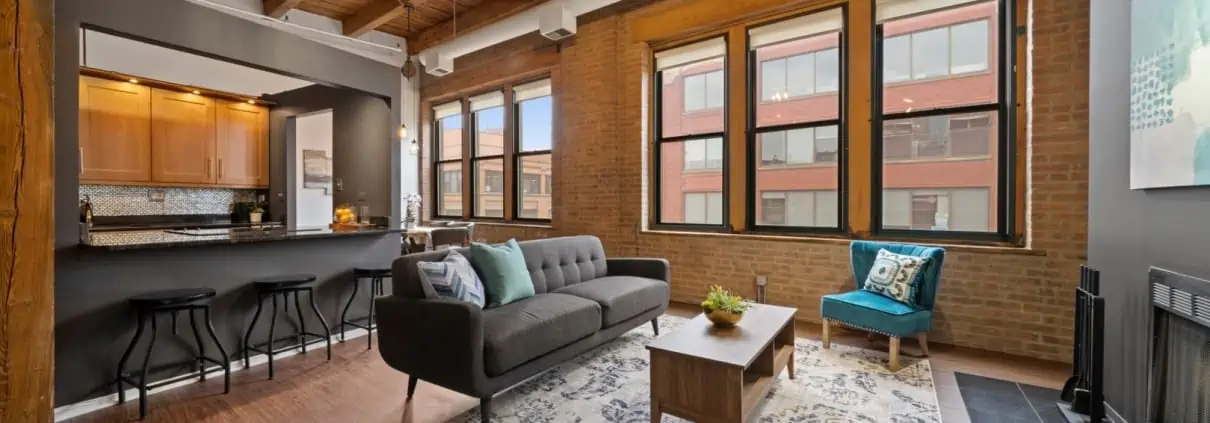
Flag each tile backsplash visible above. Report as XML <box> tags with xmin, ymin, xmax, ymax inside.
<box><xmin>80</xmin><ymin>185</ymin><xmax>261</xmax><ymax>216</ymax></box>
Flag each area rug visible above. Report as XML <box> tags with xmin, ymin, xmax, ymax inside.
<box><xmin>456</xmin><ymin>315</ymin><xmax>942</xmax><ymax>423</ymax></box>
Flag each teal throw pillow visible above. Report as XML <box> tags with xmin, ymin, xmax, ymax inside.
<box><xmin>416</xmin><ymin>250</ymin><xmax>486</xmax><ymax>308</ymax></box>
<box><xmin>470</xmin><ymin>239</ymin><xmax>535</xmax><ymax>307</ymax></box>
<box><xmin>861</xmin><ymin>249</ymin><xmax>929</xmax><ymax>305</ymax></box>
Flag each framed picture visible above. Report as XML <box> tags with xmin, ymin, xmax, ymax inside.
<box><xmin>302</xmin><ymin>149</ymin><xmax>332</xmax><ymax>193</ymax></box>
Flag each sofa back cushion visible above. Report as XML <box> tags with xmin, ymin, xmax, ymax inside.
<box><xmin>516</xmin><ymin>236</ymin><xmax>608</xmax><ymax>293</ymax></box>
<box><xmin>471</xmin><ymin>239</ymin><xmax>536</xmax><ymax>307</ymax></box>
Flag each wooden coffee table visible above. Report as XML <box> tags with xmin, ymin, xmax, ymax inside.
<box><xmin>646</xmin><ymin>304</ymin><xmax>797</xmax><ymax>423</ymax></box>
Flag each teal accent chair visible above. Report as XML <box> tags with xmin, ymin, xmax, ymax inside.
<box><xmin>820</xmin><ymin>240</ymin><xmax>945</xmax><ymax>371</ymax></box>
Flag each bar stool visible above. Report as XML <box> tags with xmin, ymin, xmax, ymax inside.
<box><xmin>340</xmin><ymin>265</ymin><xmax>391</xmax><ymax>349</ymax></box>
<box><xmin>116</xmin><ymin>288</ymin><xmax>230</xmax><ymax>420</ymax></box>
<box><xmin>241</xmin><ymin>274</ymin><xmax>331</xmax><ymax>380</ymax></box>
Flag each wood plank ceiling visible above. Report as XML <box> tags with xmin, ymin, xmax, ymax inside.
<box><xmin>293</xmin><ymin>0</ymin><xmax>485</xmax><ymax>37</ymax></box>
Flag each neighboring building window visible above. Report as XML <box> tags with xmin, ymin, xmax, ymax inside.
<box><xmin>656</xmin><ymin>37</ymin><xmax>727</xmax><ymax>225</ymax></box>
<box><xmin>878</xmin><ymin>0</ymin><xmax>1005</xmax><ymax>236</ymax></box>
<box><xmin>883</xmin><ymin>19</ymin><xmax>990</xmax><ymax>83</ymax></box>
<box><xmin>429</xmin><ymin>78</ymin><xmax>555</xmax><ymax>222</ymax></box>
<box><xmin>683</xmin><ymin>192</ymin><xmax>724</xmax><ymax>224</ymax></box>
<box><xmin>515</xmin><ymin>78</ymin><xmax>554</xmax><ymax>220</ymax></box>
<box><xmin>748</xmin><ymin>8</ymin><xmax>844</xmax><ymax>229</ymax></box>
<box><xmin>760</xmin><ymin>48</ymin><xmax>841</xmax><ymax>101</ymax></box>
<box><xmin>683</xmin><ymin>70</ymin><xmax>725</xmax><ymax>112</ymax></box>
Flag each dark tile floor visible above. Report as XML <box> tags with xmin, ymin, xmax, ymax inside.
<box><xmin>955</xmin><ymin>372</ymin><xmax>1067</xmax><ymax>423</ymax></box>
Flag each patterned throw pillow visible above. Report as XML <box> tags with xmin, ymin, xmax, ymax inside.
<box><xmin>862</xmin><ymin>249</ymin><xmax>930</xmax><ymax>305</ymax></box>
<box><xmin>417</xmin><ymin>250</ymin><xmax>486</xmax><ymax>308</ymax></box>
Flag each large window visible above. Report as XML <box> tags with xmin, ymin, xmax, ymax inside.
<box><xmin>876</xmin><ymin>0</ymin><xmax>1006</xmax><ymax>237</ymax></box>
<box><xmin>655</xmin><ymin>37</ymin><xmax>727</xmax><ymax>226</ymax></box>
<box><xmin>429</xmin><ymin>78</ymin><xmax>555</xmax><ymax>222</ymax></box>
<box><xmin>748</xmin><ymin>7</ymin><xmax>844</xmax><ymax>231</ymax></box>
<box><xmin>515</xmin><ymin>79</ymin><xmax>554</xmax><ymax>220</ymax></box>
<box><xmin>433</xmin><ymin>101</ymin><xmax>463</xmax><ymax>217</ymax></box>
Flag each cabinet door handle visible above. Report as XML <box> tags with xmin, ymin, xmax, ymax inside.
<box><xmin>218</xmin><ymin>158</ymin><xmax>224</xmax><ymax>180</ymax></box>
<box><xmin>79</xmin><ymin>147</ymin><xmax>84</xmax><ymax>175</ymax></box>
<box><xmin>206</xmin><ymin>158</ymin><xmax>212</xmax><ymax>178</ymax></box>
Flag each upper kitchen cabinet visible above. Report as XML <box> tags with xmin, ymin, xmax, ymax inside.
<box><xmin>150</xmin><ymin>89</ymin><xmax>217</xmax><ymax>184</ymax></box>
<box><xmin>79</xmin><ymin>76</ymin><xmax>152</xmax><ymax>183</ymax></box>
<box><xmin>216</xmin><ymin>101</ymin><xmax>269</xmax><ymax>187</ymax></box>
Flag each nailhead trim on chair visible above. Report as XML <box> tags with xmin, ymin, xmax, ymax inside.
<box><xmin>830</xmin><ymin>320</ymin><xmax>900</xmax><ymax>338</ymax></box>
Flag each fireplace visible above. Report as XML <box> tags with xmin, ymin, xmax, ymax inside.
<box><xmin>1149</xmin><ymin>267</ymin><xmax>1210</xmax><ymax>423</ymax></box>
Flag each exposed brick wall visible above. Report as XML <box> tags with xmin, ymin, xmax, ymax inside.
<box><xmin>419</xmin><ymin>0</ymin><xmax>1089</xmax><ymax>362</ymax></box>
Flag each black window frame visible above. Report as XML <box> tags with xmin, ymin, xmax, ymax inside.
<box><xmin>870</xmin><ymin>0</ymin><xmax>1015</xmax><ymax>242</ymax></box>
<box><xmin>745</xmin><ymin>5</ymin><xmax>849</xmax><ymax>235</ymax></box>
<box><xmin>432</xmin><ymin>102</ymin><xmax>465</xmax><ymax>220</ymax></box>
<box><xmin>652</xmin><ymin>35</ymin><xmax>731</xmax><ymax>231</ymax></box>
<box><xmin>511</xmin><ymin>78</ymin><xmax>555</xmax><ymax>223</ymax></box>
<box><xmin>469</xmin><ymin>93</ymin><xmax>507</xmax><ymax>220</ymax></box>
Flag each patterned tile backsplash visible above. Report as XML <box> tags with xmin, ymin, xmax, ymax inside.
<box><xmin>80</xmin><ymin>185</ymin><xmax>261</xmax><ymax>216</ymax></box>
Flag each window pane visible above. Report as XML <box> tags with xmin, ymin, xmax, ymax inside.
<box><xmin>437</xmin><ymin>163</ymin><xmax>462</xmax><ymax>216</ymax></box>
<box><xmin>761</xmin><ymin>58</ymin><xmax>786</xmax><ymax>101</ymax></box>
<box><xmin>706</xmin><ymin>70</ymin><xmax>725</xmax><ymax>109</ymax></box>
<box><xmin>883</xmin><ymin>112</ymin><xmax>996</xmax><ymax>161</ymax></box>
<box><xmin>752</xmin><ymin>33</ymin><xmax>841</xmax><ymax>128</ymax></box>
<box><xmin>760</xmin><ymin>132</ymin><xmax>786</xmax><ymax>166</ymax></box>
<box><xmin>517</xmin><ymin>154</ymin><xmax>552</xmax><ymax>220</ymax></box>
<box><xmin>814</xmin><ymin>125</ymin><xmax>839</xmax><ymax>163</ymax></box>
<box><xmin>706</xmin><ymin>192</ymin><xmax>724</xmax><ymax>225</ymax></box>
<box><xmin>474</xmin><ymin>159</ymin><xmax>504</xmax><ymax>218</ymax></box>
<box><xmin>814</xmin><ymin>48</ymin><xmax>839</xmax><ymax>93</ymax></box>
<box><xmin>660</xmin><ymin>140</ymin><xmax>723</xmax><ymax>224</ymax></box>
<box><xmin>881</xmin><ymin>186</ymin><xmax>996</xmax><ymax>233</ymax></box>
<box><xmin>474</xmin><ymin>106</ymin><xmax>505</xmax><ymax>156</ymax></box>
<box><xmin>756</xmin><ymin>190</ymin><xmax>836</xmax><ymax>227</ymax></box>
<box><xmin>518</xmin><ymin>96</ymin><xmax>553</xmax><ymax>152</ymax></box>
<box><xmin>786</xmin><ymin>54</ymin><xmax>814</xmax><ymax>97</ymax></box>
<box><xmin>661</xmin><ymin>54</ymin><xmax>725</xmax><ymax>137</ymax></box>
<box><xmin>705</xmin><ymin>136</ymin><xmax>724</xmax><ymax>169</ymax></box>
<box><xmin>785</xmin><ymin>128</ymin><xmax>815</xmax><ymax>164</ymax></box>
<box><xmin>437</xmin><ymin>115</ymin><xmax>462</xmax><ymax>160</ymax></box>
<box><xmin>911</xmin><ymin>27</ymin><xmax>949</xmax><ymax>80</ymax></box>
<box><xmin>950</xmin><ymin>112</ymin><xmax>993</xmax><ymax>157</ymax></box>
<box><xmin>950</xmin><ymin>20</ymin><xmax>989</xmax><ymax>74</ymax></box>
<box><xmin>884</xmin><ymin>35</ymin><xmax>911</xmax><ymax>83</ymax></box>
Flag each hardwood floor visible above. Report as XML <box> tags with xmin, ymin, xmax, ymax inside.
<box><xmin>64</xmin><ymin>304</ymin><xmax>1068</xmax><ymax>423</ymax></box>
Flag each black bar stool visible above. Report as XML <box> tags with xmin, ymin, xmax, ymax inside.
<box><xmin>116</xmin><ymin>288</ymin><xmax>230</xmax><ymax>420</ymax></box>
<box><xmin>340</xmin><ymin>265</ymin><xmax>391</xmax><ymax>349</ymax></box>
<box><xmin>241</xmin><ymin>274</ymin><xmax>331</xmax><ymax>379</ymax></box>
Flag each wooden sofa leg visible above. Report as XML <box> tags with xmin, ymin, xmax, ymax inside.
<box><xmin>651</xmin><ymin>318</ymin><xmax>659</xmax><ymax>336</ymax></box>
<box><xmin>821</xmin><ymin>319</ymin><xmax>831</xmax><ymax>349</ymax></box>
<box><xmin>889</xmin><ymin>337</ymin><xmax>901</xmax><ymax>371</ymax></box>
<box><xmin>406</xmin><ymin>376</ymin><xmax>418</xmax><ymax>399</ymax></box>
<box><xmin>918</xmin><ymin>332</ymin><xmax>929</xmax><ymax>357</ymax></box>
<box><xmin>480</xmin><ymin>397</ymin><xmax>492</xmax><ymax>423</ymax></box>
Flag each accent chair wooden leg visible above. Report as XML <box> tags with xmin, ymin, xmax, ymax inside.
<box><xmin>406</xmin><ymin>376</ymin><xmax>418</xmax><ymax>399</ymax></box>
<box><xmin>889</xmin><ymin>337</ymin><xmax>901</xmax><ymax>371</ymax></box>
<box><xmin>918</xmin><ymin>332</ymin><xmax>929</xmax><ymax>357</ymax></box>
<box><xmin>821</xmin><ymin>319</ymin><xmax>831</xmax><ymax>349</ymax></box>
<box><xmin>480</xmin><ymin>397</ymin><xmax>491</xmax><ymax>423</ymax></box>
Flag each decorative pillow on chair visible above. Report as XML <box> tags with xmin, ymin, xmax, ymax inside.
<box><xmin>417</xmin><ymin>250</ymin><xmax>486</xmax><ymax>308</ymax></box>
<box><xmin>470</xmin><ymin>239</ymin><xmax>536</xmax><ymax>308</ymax></box>
<box><xmin>862</xmin><ymin>249</ymin><xmax>930</xmax><ymax>305</ymax></box>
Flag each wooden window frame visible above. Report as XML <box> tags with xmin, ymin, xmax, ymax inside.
<box><xmin>426</xmin><ymin>74</ymin><xmax>555</xmax><ymax>224</ymax></box>
<box><xmin>641</xmin><ymin>0</ymin><xmax>1026</xmax><ymax>247</ymax></box>
<box><xmin>512</xmin><ymin>77</ymin><xmax>555</xmax><ymax>223</ymax></box>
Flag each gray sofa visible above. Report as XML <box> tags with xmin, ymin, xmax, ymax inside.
<box><xmin>376</xmin><ymin>235</ymin><xmax>670</xmax><ymax>422</ymax></box>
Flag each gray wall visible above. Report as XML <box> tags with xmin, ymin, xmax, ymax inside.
<box><xmin>55</xmin><ymin>0</ymin><xmax>404</xmax><ymax>250</ymax></box>
<box><xmin>1089</xmin><ymin>0</ymin><xmax>1210</xmax><ymax>421</ymax></box>
<box><xmin>265</xmin><ymin>85</ymin><xmax>394</xmax><ymax>223</ymax></box>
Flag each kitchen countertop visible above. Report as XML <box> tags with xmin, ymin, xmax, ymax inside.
<box><xmin>80</xmin><ymin>225</ymin><xmax>403</xmax><ymax>251</ymax></box>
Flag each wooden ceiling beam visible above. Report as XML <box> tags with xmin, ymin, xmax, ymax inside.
<box><xmin>407</xmin><ymin>0</ymin><xmax>547</xmax><ymax>54</ymax></box>
<box><xmin>263</xmin><ymin>0</ymin><xmax>305</xmax><ymax>18</ymax></box>
<box><xmin>343</xmin><ymin>0</ymin><xmax>407</xmax><ymax>37</ymax></box>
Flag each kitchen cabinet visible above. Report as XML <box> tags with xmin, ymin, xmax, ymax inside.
<box><xmin>151</xmin><ymin>88</ymin><xmax>216</xmax><ymax>184</ymax></box>
<box><xmin>79</xmin><ymin>76</ymin><xmax>152</xmax><ymax>183</ymax></box>
<box><xmin>216</xmin><ymin>101</ymin><xmax>269</xmax><ymax>187</ymax></box>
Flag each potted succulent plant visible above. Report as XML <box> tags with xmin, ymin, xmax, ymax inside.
<box><xmin>700</xmin><ymin>285</ymin><xmax>752</xmax><ymax>328</ymax></box>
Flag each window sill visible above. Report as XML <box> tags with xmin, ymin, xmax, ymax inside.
<box><xmin>639</xmin><ymin>228</ymin><xmax>1043</xmax><ymax>256</ymax></box>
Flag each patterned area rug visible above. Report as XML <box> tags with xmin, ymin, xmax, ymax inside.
<box><xmin>457</xmin><ymin>315</ymin><xmax>942</xmax><ymax>423</ymax></box>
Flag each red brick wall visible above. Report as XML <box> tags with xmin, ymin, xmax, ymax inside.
<box><xmin>421</xmin><ymin>0</ymin><xmax>1089</xmax><ymax>362</ymax></box>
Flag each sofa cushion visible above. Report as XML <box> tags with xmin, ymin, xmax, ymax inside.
<box><xmin>472</xmin><ymin>239</ymin><xmax>536</xmax><ymax>308</ymax></box>
<box><xmin>820</xmin><ymin>290</ymin><xmax>931</xmax><ymax>337</ymax></box>
<box><xmin>481</xmin><ymin>293</ymin><xmax>602</xmax><ymax>376</ymax></box>
<box><xmin>554</xmin><ymin>276</ymin><xmax>669</xmax><ymax>327</ymax></box>
<box><xmin>416</xmin><ymin>250</ymin><xmax>485</xmax><ymax>308</ymax></box>
<box><xmin>517</xmin><ymin>236</ymin><xmax>608</xmax><ymax>293</ymax></box>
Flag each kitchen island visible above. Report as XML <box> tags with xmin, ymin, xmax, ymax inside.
<box><xmin>56</xmin><ymin>226</ymin><xmax>403</xmax><ymax>407</ymax></box>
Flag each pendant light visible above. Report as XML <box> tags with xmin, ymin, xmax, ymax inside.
<box><xmin>400</xmin><ymin>1</ymin><xmax>418</xmax><ymax>78</ymax></box>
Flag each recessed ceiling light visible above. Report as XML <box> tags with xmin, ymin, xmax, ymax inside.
<box><xmin>247</xmin><ymin>99</ymin><xmax>256</xmax><ymax>104</ymax></box>
<box><xmin>191</xmin><ymin>90</ymin><xmax>201</xmax><ymax>95</ymax></box>
<box><xmin>128</xmin><ymin>78</ymin><xmax>139</xmax><ymax>84</ymax></box>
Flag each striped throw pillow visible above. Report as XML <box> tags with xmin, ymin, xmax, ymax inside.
<box><xmin>417</xmin><ymin>250</ymin><xmax>486</xmax><ymax>308</ymax></box>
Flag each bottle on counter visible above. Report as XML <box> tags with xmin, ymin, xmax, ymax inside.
<box><xmin>79</xmin><ymin>195</ymin><xmax>94</xmax><ymax>227</ymax></box>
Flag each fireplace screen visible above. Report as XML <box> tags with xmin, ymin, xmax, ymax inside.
<box><xmin>1150</xmin><ymin>268</ymin><xmax>1210</xmax><ymax>423</ymax></box>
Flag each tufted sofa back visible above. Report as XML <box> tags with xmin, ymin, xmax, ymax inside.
<box><xmin>391</xmin><ymin>236</ymin><xmax>609</xmax><ymax>300</ymax></box>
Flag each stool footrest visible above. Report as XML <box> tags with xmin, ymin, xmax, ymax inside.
<box><xmin>248</xmin><ymin>334</ymin><xmax>329</xmax><ymax>355</ymax></box>
<box><xmin>340</xmin><ymin>320</ymin><xmax>376</xmax><ymax>331</ymax></box>
<box><xmin>119</xmin><ymin>362</ymin><xmax>228</xmax><ymax>391</ymax></box>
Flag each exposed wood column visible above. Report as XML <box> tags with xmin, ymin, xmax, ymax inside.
<box><xmin>344</xmin><ymin>0</ymin><xmax>406</xmax><ymax>37</ymax></box>
<box><xmin>0</xmin><ymin>0</ymin><xmax>56</xmax><ymax>421</ymax></box>
<box><xmin>263</xmin><ymin>0</ymin><xmax>304</xmax><ymax>18</ymax></box>
<box><xmin>726</xmin><ymin>26</ymin><xmax>747</xmax><ymax>232</ymax></box>
<box><xmin>845</xmin><ymin>0</ymin><xmax>873</xmax><ymax>238</ymax></box>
